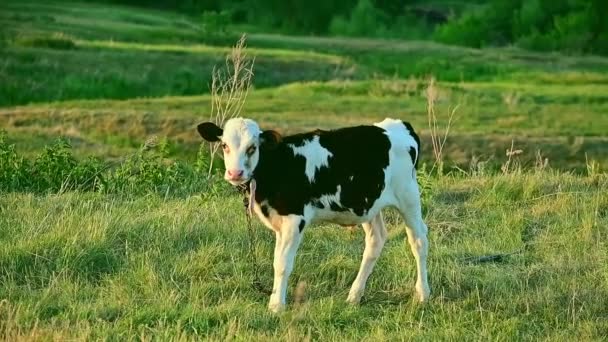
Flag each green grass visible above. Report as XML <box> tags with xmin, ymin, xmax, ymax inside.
<box><xmin>241</xmin><ymin>34</ymin><xmax>608</xmax><ymax>80</ymax></box>
<box><xmin>1</xmin><ymin>172</ymin><xmax>607</xmax><ymax>340</ymax></box>
<box><xmin>77</xmin><ymin>39</ymin><xmax>346</xmax><ymax>63</ymax></box>
<box><xmin>1</xmin><ymin>0</ymin><xmax>608</xmax><ymax>338</ymax></box>
<box><xmin>0</xmin><ymin>44</ymin><xmax>352</xmax><ymax>106</ymax></box>
<box><xmin>0</xmin><ymin>0</ymin><xmax>353</xmax><ymax>107</ymax></box>
<box><xmin>3</xmin><ymin>78</ymin><xmax>608</xmax><ymax>170</ymax></box>
<box><xmin>1</xmin><ymin>0</ymin><xmax>202</xmax><ymax>43</ymax></box>
<box><xmin>4</xmin><ymin>0</ymin><xmax>608</xmax><ymax>107</ymax></box>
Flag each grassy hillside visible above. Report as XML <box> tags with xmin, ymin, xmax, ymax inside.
<box><xmin>2</xmin><ymin>78</ymin><xmax>608</xmax><ymax>170</ymax></box>
<box><xmin>0</xmin><ymin>0</ymin><xmax>353</xmax><ymax>106</ymax></box>
<box><xmin>3</xmin><ymin>0</ymin><xmax>608</xmax><ymax>105</ymax></box>
<box><xmin>2</xmin><ymin>0</ymin><xmax>608</xmax><ymax>170</ymax></box>
<box><xmin>1</xmin><ymin>0</ymin><xmax>608</xmax><ymax>339</ymax></box>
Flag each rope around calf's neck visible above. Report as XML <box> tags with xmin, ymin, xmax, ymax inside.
<box><xmin>237</xmin><ymin>180</ymin><xmax>272</xmax><ymax>296</ymax></box>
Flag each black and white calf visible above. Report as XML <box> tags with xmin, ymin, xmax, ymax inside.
<box><xmin>197</xmin><ymin>118</ymin><xmax>430</xmax><ymax>312</ymax></box>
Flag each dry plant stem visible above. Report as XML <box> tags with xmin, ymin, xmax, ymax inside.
<box><xmin>438</xmin><ymin>105</ymin><xmax>458</xmax><ymax>159</ymax></box>
<box><xmin>426</xmin><ymin>77</ymin><xmax>457</xmax><ymax>174</ymax></box>
<box><xmin>426</xmin><ymin>78</ymin><xmax>438</xmax><ymax>164</ymax></box>
<box><xmin>502</xmin><ymin>140</ymin><xmax>523</xmax><ymax>174</ymax></box>
<box><xmin>207</xmin><ymin>34</ymin><xmax>255</xmax><ymax>178</ymax></box>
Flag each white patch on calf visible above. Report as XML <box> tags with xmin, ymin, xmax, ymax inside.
<box><xmin>374</xmin><ymin>118</ymin><xmax>418</xmax><ymax>180</ymax></box>
<box><xmin>374</xmin><ymin>118</ymin><xmax>418</xmax><ymax>157</ymax></box>
<box><xmin>307</xmin><ymin>185</ymin><xmax>371</xmax><ymax>226</ymax></box>
<box><xmin>316</xmin><ymin>185</ymin><xmax>342</xmax><ymax>209</ymax></box>
<box><xmin>289</xmin><ymin>136</ymin><xmax>333</xmax><ymax>183</ymax></box>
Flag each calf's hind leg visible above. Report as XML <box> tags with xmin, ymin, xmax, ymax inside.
<box><xmin>347</xmin><ymin>212</ymin><xmax>387</xmax><ymax>304</ymax></box>
<box><xmin>397</xmin><ymin>184</ymin><xmax>430</xmax><ymax>302</ymax></box>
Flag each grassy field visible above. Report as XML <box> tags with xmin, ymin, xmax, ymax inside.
<box><xmin>1</xmin><ymin>0</ymin><xmax>608</xmax><ymax>340</ymax></box>
<box><xmin>1</xmin><ymin>173</ymin><xmax>607</xmax><ymax>340</ymax></box>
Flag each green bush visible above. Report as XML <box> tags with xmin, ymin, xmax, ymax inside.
<box><xmin>200</xmin><ymin>10</ymin><xmax>230</xmax><ymax>37</ymax></box>
<box><xmin>106</xmin><ymin>139</ymin><xmax>181</xmax><ymax>194</ymax></box>
<box><xmin>433</xmin><ymin>12</ymin><xmax>488</xmax><ymax>48</ymax></box>
<box><xmin>0</xmin><ymin>131</ymin><xmax>30</xmax><ymax>191</ymax></box>
<box><xmin>551</xmin><ymin>10</ymin><xmax>593</xmax><ymax>53</ymax></box>
<box><xmin>30</xmin><ymin>138</ymin><xmax>79</xmax><ymax>192</ymax></box>
<box><xmin>512</xmin><ymin>0</ymin><xmax>546</xmax><ymax>38</ymax></box>
<box><xmin>516</xmin><ymin>31</ymin><xmax>556</xmax><ymax>52</ymax></box>
<box><xmin>0</xmin><ymin>136</ymin><xmax>106</xmax><ymax>193</ymax></box>
<box><xmin>388</xmin><ymin>14</ymin><xmax>434</xmax><ymax>40</ymax></box>
<box><xmin>0</xmin><ymin>132</ymin><xmax>229</xmax><ymax>197</ymax></box>
<box><xmin>329</xmin><ymin>0</ymin><xmax>387</xmax><ymax>37</ymax></box>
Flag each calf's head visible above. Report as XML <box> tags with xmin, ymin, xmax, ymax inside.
<box><xmin>197</xmin><ymin>118</ymin><xmax>281</xmax><ymax>185</ymax></box>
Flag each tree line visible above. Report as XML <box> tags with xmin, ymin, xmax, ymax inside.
<box><xmin>96</xmin><ymin>0</ymin><xmax>608</xmax><ymax>55</ymax></box>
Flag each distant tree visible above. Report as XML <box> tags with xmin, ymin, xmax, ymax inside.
<box><xmin>236</xmin><ymin>0</ymin><xmax>355</xmax><ymax>34</ymax></box>
<box><xmin>329</xmin><ymin>0</ymin><xmax>387</xmax><ymax>37</ymax></box>
<box><xmin>200</xmin><ymin>10</ymin><xmax>230</xmax><ymax>36</ymax></box>
<box><xmin>434</xmin><ymin>0</ymin><xmax>608</xmax><ymax>55</ymax></box>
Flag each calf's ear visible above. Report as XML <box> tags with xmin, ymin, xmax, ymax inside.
<box><xmin>197</xmin><ymin>122</ymin><xmax>223</xmax><ymax>142</ymax></box>
<box><xmin>261</xmin><ymin>130</ymin><xmax>282</xmax><ymax>147</ymax></box>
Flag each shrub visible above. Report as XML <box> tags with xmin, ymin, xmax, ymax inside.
<box><xmin>551</xmin><ymin>10</ymin><xmax>594</xmax><ymax>53</ymax></box>
<box><xmin>200</xmin><ymin>10</ymin><xmax>230</xmax><ymax>37</ymax></box>
<box><xmin>30</xmin><ymin>138</ymin><xmax>79</xmax><ymax>192</ymax></box>
<box><xmin>67</xmin><ymin>157</ymin><xmax>107</xmax><ymax>192</ymax></box>
<box><xmin>516</xmin><ymin>30</ymin><xmax>556</xmax><ymax>52</ymax></box>
<box><xmin>512</xmin><ymin>0</ymin><xmax>546</xmax><ymax>38</ymax></box>
<box><xmin>433</xmin><ymin>12</ymin><xmax>488</xmax><ymax>48</ymax></box>
<box><xmin>388</xmin><ymin>14</ymin><xmax>434</xmax><ymax>40</ymax></box>
<box><xmin>0</xmin><ymin>132</ymin><xmax>228</xmax><ymax>197</ymax></box>
<box><xmin>0</xmin><ymin>131</ymin><xmax>30</xmax><ymax>191</ymax></box>
<box><xmin>329</xmin><ymin>0</ymin><xmax>387</xmax><ymax>37</ymax></box>
<box><xmin>328</xmin><ymin>16</ymin><xmax>351</xmax><ymax>37</ymax></box>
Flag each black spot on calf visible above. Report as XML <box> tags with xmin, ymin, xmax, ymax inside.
<box><xmin>409</xmin><ymin>147</ymin><xmax>418</xmax><ymax>169</ymax></box>
<box><xmin>402</xmin><ymin>121</ymin><xmax>420</xmax><ymax>169</ymax></box>
<box><xmin>330</xmin><ymin>202</ymin><xmax>348</xmax><ymax>212</ymax></box>
<box><xmin>312</xmin><ymin>200</ymin><xmax>325</xmax><ymax>209</ymax></box>
<box><xmin>251</xmin><ymin>123</ymin><xmax>417</xmax><ymax>222</ymax></box>
<box><xmin>261</xmin><ymin>204</ymin><xmax>269</xmax><ymax>218</ymax></box>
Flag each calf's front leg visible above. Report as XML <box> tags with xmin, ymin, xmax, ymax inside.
<box><xmin>268</xmin><ymin>215</ymin><xmax>304</xmax><ymax>313</ymax></box>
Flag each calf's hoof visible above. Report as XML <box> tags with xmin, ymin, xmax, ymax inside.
<box><xmin>268</xmin><ymin>301</ymin><xmax>285</xmax><ymax>313</ymax></box>
<box><xmin>346</xmin><ymin>292</ymin><xmax>362</xmax><ymax>305</ymax></box>
<box><xmin>416</xmin><ymin>283</ymin><xmax>431</xmax><ymax>303</ymax></box>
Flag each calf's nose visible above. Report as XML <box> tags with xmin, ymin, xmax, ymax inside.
<box><xmin>227</xmin><ymin>169</ymin><xmax>244</xmax><ymax>179</ymax></box>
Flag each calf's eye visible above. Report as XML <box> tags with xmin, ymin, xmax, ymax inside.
<box><xmin>221</xmin><ymin>143</ymin><xmax>230</xmax><ymax>153</ymax></box>
<box><xmin>246</xmin><ymin>145</ymin><xmax>256</xmax><ymax>156</ymax></box>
